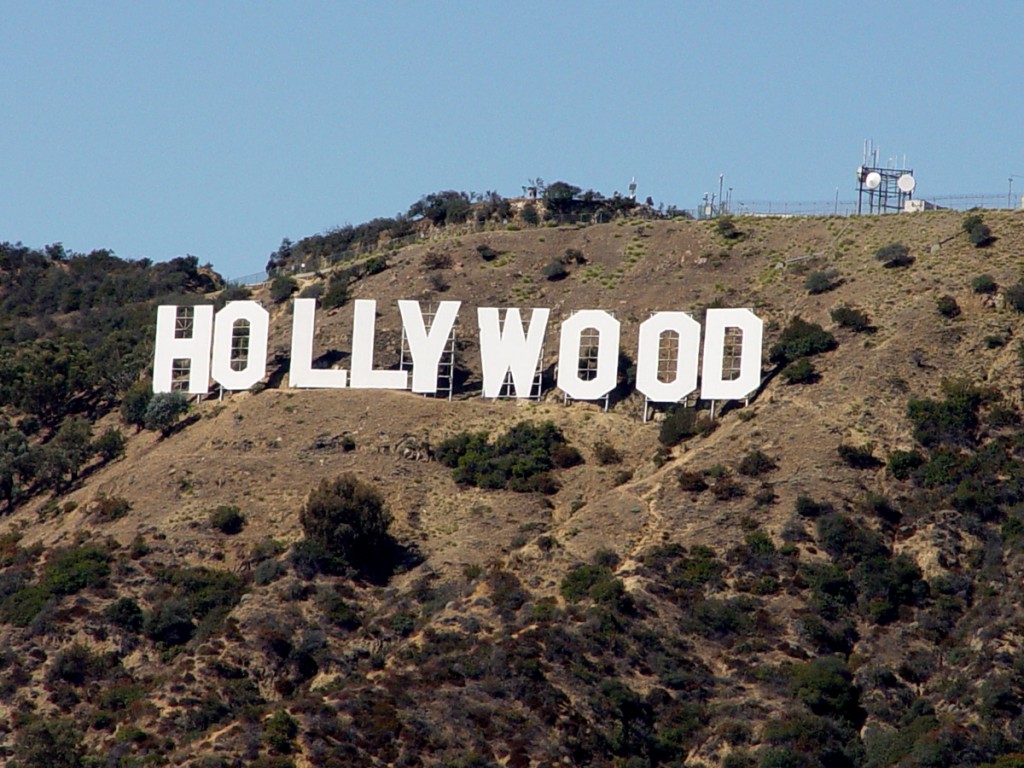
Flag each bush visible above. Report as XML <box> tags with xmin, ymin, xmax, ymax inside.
<box><xmin>593</xmin><ymin>441</ymin><xmax>622</xmax><ymax>465</ymax></box>
<box><xmin>678</xmin><ymin>470</ymin><xmax>708</xmax><ymax>492</ymax></box>
<box><xmin>298</xmin><ymin>283</ymin><xmax>323</xmax><ymax>300</ymax></box>
<box><xmin>837</xmin><ymin>443</ymin><xmax>882</xmax><ymax>469</ymax></box>
<box><xmin>781</xmin><ymin>358</ymin><xmax>817</xmax><ymax>384</ymax></box>
<box><xmin>963</xmin><ymin>214</ymin><xmax>993</xmax><ymax>247</ymax></box>
<box><xmin>521</xmin><ymin>203</ymin><xmax>540</xmax><ymax>226</ymax></box>
<box><xmin>789</xmin><ymin>656</ymin><xmax>864</xmax><ymax>725</ymax></box>
<box><xmin>210</xmin><ymin>505</ymin><xmax>246</xmax><ymax>535</ymax></box>
<box><xmin>11</xmin><ymin>716</ymin><xmax>85</xmax><ymax>768</ymax></box>
<box><xmin>795</xmin><ymin>495</ymin><xmax>833</xmax><ymax>518</ymax></box>
<box><xmin>737</xmin><ymin>449</ymin><xmax>777</xmax><ymax>477</ymax></box>
<box><xmin>716</xmin><ymin>215</ymin><xmax>741</xmax><ymax>240</ymax></box>
<box><xmin>437</xmin><ymin>421</ymin><xmax>578</xmax><ymax>493</ymax></box>
<box><xmin>1006</xmin><ymin>282</ymin><xmax>1024</xmax><ymax>313</ymax></box>
<box><xmin>320</xmin><ymin>275</ymin><xmax>349</xmax><ymax>310</ymax></box>
<box><xmin>543</xmin><ymin>259</ymin><xmax>568</xmax><ymax>281</ymax></box>
<box><xmin>144</xmin><ymin>392</ymin><xmax>190</xmax><ymax>436</ymax></box>
<box><xmin>874</xmin><ymin>242</ymin><xmax>913</xmax><ymax>268</ymax></box>
<box><xmin>269</xmin><ymin>276</ymin><xmax>298</xmax><ymax>303</ymax></box>
<box><xmin>299</xmin><ymin>474</ymin><xmax>393</xmax><ymax>574</ymax></box>
<box><xmin>769</xmin><ymin>317</ymin><xmax>837</xmax><ymax>365</ymax></box>
<box><xmin>805</xmin><ymin>270</ymin><xmax>838</xmax><ymax>295</ymax></box>
<box><xmin>120</xmin><ymin>381</ymin><xmax>152</xmax><ymax>432</ymax></box>
<box><xmin>92</xmin><ymin>495</ymin><xmax>131</xmax><ymax>522</ymax></box>
<box><xmin>887</xmin><ymin>449</ymin><xmax>924</xmax><ymax>480</ymax></box>
<box><xmin>659</xmin><ymin>407</ymin><xmax>716</xmax><ymax>446</ymax></box>
<box><xmin>971</xmin><ymin>274</ymin><xmax>998</xmax><ymax>294</ymax></box>
<box><xmin>105</xmin><ymin>597</ymin><xmax>143</xmax><ymax>633</ymax></box>
<box><xmin>422</xmin><ymin>251</ymin><xmax>452</xmax><ymax>270</ymax></box>
<box><xmin>907</xmin><ymin>380</ymin><xmax>982</xmax><ymax>448</ymax></box>
<box><xmin>43</xmin><ymin>545</ymin><xmax>111</xmax><ymax>596</ymax></box>
<box><xmin>93</xmin><ymin>427</ymin><xmax>126</xmax><ymax>462</ymax></box>
<box><xmin>476</xmin><ymin>244</ymin><xmax>500</xmax><ymax>261</ymax></box>
<box><xmin>936</xmin><ymin>295</ymin><xmax>961</xmax><ymax>318</ymax></box>
<box><xmin>830</xmin><ymin>306</ymin><xmax>871</xmax><ymax>332</ymax></box>
<box><xmin>265</xmin><ymin>710</ymin><xmax>299</xmax><ymax>755</ymax></box>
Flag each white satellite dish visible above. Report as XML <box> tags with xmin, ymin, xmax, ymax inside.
<box><xmin>865</xmin><ymin>171</ymin><xmax>882</xmax><ymax>190</ymax></box>
<box><xmin>897</xmin><ymin>173</ymin><xmax>916</xmax><ymax>193</ymax></box>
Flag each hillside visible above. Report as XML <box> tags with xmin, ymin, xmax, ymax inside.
<box><xmin>3</xmin><ymin>209</ymin><xmax>1024</xmax><ymax>767</ymax></box>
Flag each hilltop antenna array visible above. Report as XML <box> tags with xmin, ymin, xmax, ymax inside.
<box><xmin>856</xmin><ymin>140</ymin><xmax>916</xmax><ymax>214</ymax></box>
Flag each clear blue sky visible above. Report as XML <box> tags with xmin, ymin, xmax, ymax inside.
<box><xmin>3</xmin><ymin>1</ymin><xmax>1022</xmax><ymax>278</ymax></box>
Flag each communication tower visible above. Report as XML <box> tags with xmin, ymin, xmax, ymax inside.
<box><xmin>856</xmin><ymin>140</ymin><xmax>916</xmax><ymax>214</ymax></box>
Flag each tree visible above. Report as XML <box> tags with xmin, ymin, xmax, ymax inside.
<box><xmin>543</xmin><ymin>181</ymin><xmax>581</xmax><ymax>214</ymax></box>
<box><xmin>299</xmin><ymin>474</ymin><xmax>393</xmax><ymax>574</ymax></box>
<box><xmin>40</xmin><ymin>417</ymin><xmax>94</xmax><ymax>487</ymax></box>
<box><xmin>408</xmin><ymin>191</ymin><xmax>472</xmax><ymax>226</ymax></box>
<box><xmin>120</xmin><ymin>381</ymin><xmax>153</xmax><ymax>431</ymax></box>
<box><xmin>144</xmin><ymin>392</ymin><xmax>190</xmax><ymax>437</ymax></box>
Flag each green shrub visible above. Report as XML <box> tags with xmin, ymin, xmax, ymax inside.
<box><xmin>265</xmin><ymin>710</ymin><xmax>299</xmax><ymax>755</ymax></box>
<box><xmin>781</xmin><ymin>358</ymin><xmax>817</xmax><ymax>384</ymax></box>
<box><xmin>144</xmin><ymin>598</ymin><xmax>195</xmax><ymax>646</ymax></box>
<box><xmin>299</xmin><ymin>474</ymin><xmax>393</xmax><ymax>573</ymax></box>
<box><xmin>422</xmin><ymin>251</ymin><xmax>452</xmax><ymax>270</ymax></box>
<box><xmin>43</xmin><ymin>545</ymin><xmax>111</xmax><ymax>596</ymax></box>
<box><xmin>963</xmin><ymin>215</ymin><xmax>993</xmax><ymax>247</ymax></box>
<box><xmin>543</xmin><ymin>259</ymin><xmax>568</xmax><ymax>281</ymax></box>
<box><xmin>678</xmin><ymin>470</ymin><xmax>708</xmax><ymax>492</ymax></box>
<box><xmin>476</xmin><ymin>244</ymin><xmax>500</xmax><ymax>261</ymax></box>
<box><xmin>92</xmin><ymin>495</ymin><xmax>132</xmax><ymax>522</ymax></box>
<box><xmin>658</xmin><ymin>407</ymin><xmax>716</xmax><ymax>446</ymax></box>
<box><xmin>789</xmin><ymin>656</ymin><xmax>864</xmax><ymax>725</ymax></box>
<box><xmin>795</xmin><ymin>495</ymin><xmax>833</xmax><ymax>518</ymax></box>
<box><xmin>837</xmin><ymin>443</ymin><xmax>882</xmax><ymax>469</ymax></box>
<box><xmin>804</xmin><ymin>270</ymin><xmax>837</xmax><ymax>295</ymax></box>
<box><xmin>936</xmin><ymin>294</ymin><xmax>960</xmax><ymax>318</ymax></box>
<box><xmin>874</xmin><ymin>242</ymin><xmax>913</xmax><ymax>268</ymax></box>
<box><xmin>437</xmin><ymin>421</ymin><xmax>577</xmax><ymax>493</ymax></box>
<box><xmin>105</xmin><ymin>597</ymin><xmax>143</xmax><ymax>633</ymax></box>
<box><xmin>269</xmin><ymin>276</ymin><xmax>298</xmax><ymax>303</ymax></box>
<box><xmin>11</xmin><ymin>716</ymin><xmax>85</xmax><ymax>768</ymax></box>
<box><xmin>829</xmin><ymin>306</ymin><xmax>871</xmax><ymax>332</ymax></box>
<box><xmin>1006</xmin><ymin>281</ymin><xmax>1024</xmax><ymax>312</ymax></box>
<box><xmin>907</xmin><ymin>380</ymin><xmax>982</xmax><ymax>448</ymax></box>
<box><xmin>93</xmin><ymin>427</ymin><xmax>126</xmax><ymax>462</ymax></box>
<box><xmin>298</xmin><ymin>283</ymin><xmax>323</xmax><ymax>300</ymax></box>
<box><xmin>593</xmin><ymin>441</ymin><xmax>622</xmax><ymax>465</ymax></box>
<box><xmin>210</xmin><ymin>505</ymin><xmax>246</xmax><ymax>535</ymax></box>
<box><xmin>144</xmin><ymin>391</ymin><xmax>190</xmax><ymax>436</ymax></box>
<box><xmin>716</xmin><ymin>215</ymin><xmax>741</xmax><ymax>240</ymax></box>
<box><xmin>320</xmin><ymin>275</ymin><xmax>349</xmax><ymax>309</ymax></box>
<box><xmin>737</xmin><ymin>449</ymin><xmax>777</xmax><ymax>477</ymax></box>
<box><xmin>119</xmin><ymin>381</ymin><xmax>153</xmax><ymax>432</ymax></box>
<box><xmin>971</xmin><ymin>274</ymin><xmax>998</xmax><ymax>294</ymax></box>
<box><xmin>769</xmin><ymin>317</ymin><xmax>837</xmax><ymax>365</ymax></box>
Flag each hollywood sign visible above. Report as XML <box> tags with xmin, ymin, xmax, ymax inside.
<box><xmin>152</xmin><ymin>299</ymin><xmax>763</xmax><ymax>403</ymax></box>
